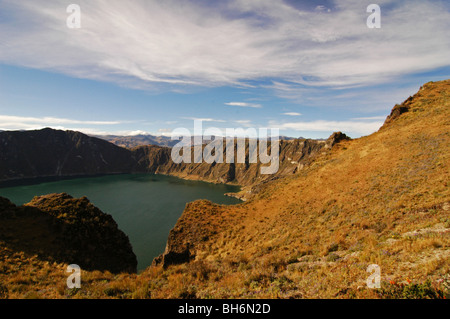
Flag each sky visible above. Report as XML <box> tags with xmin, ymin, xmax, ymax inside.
<box><xmin>0</xmin><ymin>0</ymin><xmax>449</xmax><ymax>139</ymax></box>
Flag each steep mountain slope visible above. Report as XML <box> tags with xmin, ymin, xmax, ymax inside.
<box><xmin>0</xmin><ymin>128</ymin><xmax>136</xmax><ymax>182</ymax></box>
<box><xmin>142</xmin><ymin>80</ymin><xmax>449</xmax><ymax>298</ymax></box>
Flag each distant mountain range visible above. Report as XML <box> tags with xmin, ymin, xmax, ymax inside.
<box><xmin>95</xmin><ymin>134</ymin><xmax>179</xmax><ymax>148</ymax></box>
<box><xmin>95</xmin><ymin>134</ymin><xmax>299</xmax><ymax>149</ymax></box>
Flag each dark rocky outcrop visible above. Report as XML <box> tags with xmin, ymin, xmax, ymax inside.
<box><xmin>325</xmin><ymin>131</ymin><xmax>350</xmax><ymax>148</ymax></box>
<box><xmin>380</xmin><ymin>81</ymin><xmax>444</xmax><ymax>131</ymax></box>
<box><xmin>152</xmin><ymin>200</ymin><xmax>226</xmax><ymax>269</ymax></box>
<box><xmin>0</xmin><ymin>193</ymin><xmax>137</xmax><ymax>273</ymax></box>
<box><xmin>385</xmin><ymin>103</ymin><xmax>410</xmax><ymax>123</ymax></box>
<box><xmin>152</xmin><ymin>232</ymin><xmax>192</xmax><ymax>269</ymax></box>
<box><xmin>380</xmin><ymin>83</ymin><xmax>432</xmax><ymax>129</ymax></box>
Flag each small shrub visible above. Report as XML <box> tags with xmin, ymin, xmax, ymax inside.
<box><xmin>372</xmin><ymin>222</ymin><xmax>387</xmax><ymax>233</ymax></box>
<box><xmin>187</xmin><ymin>261</ymin><xmax>212</xmax><ymax>281</ymax></box>
<box><xmin>445</xmin><ymin>220</ymin><xmax>450</xmax><ymax>229</ymax></box>
<box><xmin>65</xmin><ymin>287</ymin><xmax>82</xmax><ymax>298</ymax></box>
<box><xmin>327</xmin><ymin>243</ymin><xmax>339</xmax><ymax>253</ymax></box>
<box><xmin>177</xmin><ymin>285</ymin><xmax>197</xmax><ymax>299</ymax></box>
<box><xmin>104</xmin><ymin>286</ymin><xmax>125</xmax><ymax>297</ymax></box>
<box><xmin>379</xmin><ymin>280</ymin><xmax>447</xmax><ymax>299</ymax></box>
<box><xmin>286</xmin><ymin>250</ymin><xmax>312</xmax><ymax>264</ymax></box>
<box><xmin>23</xmin><ymin>291</ymin><xmax>42</xmax><ymax>299</ymax></box>
<box><xmin>0</xmin><ymin>283</ymin><xmax>8</xmax><ymax>299</ymax></box>
<box><xmin>131</xmin><ymin>284</ymin><xmax>151</xmax><ymax>299</ymax></box>
<box><xmin>326</xmin><ymin>252</ymin><xmax>340</xmax><ymax>262</ymax></box>
<box><xmin>286</xmin><ymin>255</ymin><xmax>299</xmax><ymax>264</ymax></box>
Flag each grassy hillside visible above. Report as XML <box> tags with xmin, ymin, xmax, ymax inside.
<box><xmin>0</xmin><ymin>80</ymin><xmax>448</xmax><ymax>299</ymax></box>
<box><xmin>137</xmin><ymin>79</ymin><xmax>449</xmax><ymax>298</ymax></box>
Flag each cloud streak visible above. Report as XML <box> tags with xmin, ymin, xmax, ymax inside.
<box><xmin>0</xmin><ymin>114</ymin><xmax>146</xmax><ymax>136</ymax></box>
<box><xmin>181</xmin><ymin>117</ymin><xmax>226</xmax><ymax>123</ymax></box>
<box><xmin>225</xmin><ymin>102</ymin><xmax>262</xmax><ymax>108</ymax></box>
<box><xmin>270</xmin><ymin>119</ymin><xmax>384</xmax><ymax>137</ymax></box>
<box><xmin>283</xmin><ymin>112</ymin><xmax>302</xmax><ymax>116</ymax></box>
<box><xmin>0</xmin><ymin>114</ymin><xmax>121</xmax><ymax>130</ymax></box>
<box><xmin>0</xmin><ymin>0</ymin><xmax>448</xmax><ymax>92</ymax></box>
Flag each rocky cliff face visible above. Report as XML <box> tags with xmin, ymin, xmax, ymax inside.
<box><xmin>0</xmin><ymin>128</ymin><xmax>136</xmax><ymax>182</ymax></box>
<box><xmin>0</xmin><ymin>193</ymin><xmax>137</xmax><ymax>273</ymax></box>
<box><xmin>152</xmin><ymin>200</ymin><xmax>244</xmax><ymax>268</ymax></box>
<box><xmin>0</xmin><ymin>127</ymin><xmax>346</xmax><ymax>192</ymax></box>
<box><xmin>132</xmin><ymin>134</ymin><xmax>347</xmax><ymax>187</ymax></box>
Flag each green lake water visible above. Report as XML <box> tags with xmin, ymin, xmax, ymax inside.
<box><xmin>0</xmin><ymin>174</ymin><xmax>241</xmax><ymax>271</ymax></box>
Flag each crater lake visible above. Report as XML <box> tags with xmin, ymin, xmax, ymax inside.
<box><xmin>0</xmin><ymin>174</ymin><xmax>242</xmax><ymax>271</ymax></box>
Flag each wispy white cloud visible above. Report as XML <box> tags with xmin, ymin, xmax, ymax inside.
<box><xmin>269</xmin><ymin>119</ymin><xmax>384</xmax><ymax>137</ymax></box>
<box><xmin>181</xmin><ymin>117</ymin><xmax>226</xmax><ymax>123</ymax></box>
<box><xmin>225</xmin><ymin>102</ymin><xmax>262</xmax><ymax>108</ymax></box>
<box><xmin>315</xmin><ymin>5</ymin><xmax>331</xmax><ymax>13</ymax></box>
<box><xmin>283</xmin><ymin>112</ymin><xmax>302</xmax><ymax>116</ymax></box>
<box><xmin>234</xmin><ymin>119</ymin><xmax>253</xmax><ymax>127</ymax></box>
<box><xmin>0</xmin><ymin>0</ymin><xmax>448</xmax><ymax>91</ymax></box>
<box><xmin>0</xmin><ymin>114</ymin><xmax>121</xmax><ymax>130</ymax></box>
<box><xmin>235</xmin><ymin>120</ymin><xmax>252</xmax><ymax>124</ymax></box>
<box><xmin>121</xmin><ymin>130</ymin><xmax>152</xmax><ymax>136</ymax></box>
<box><xmin>68</xmin><ymin>128</ymin><xmax>155</xmax><ymax>137</ymax></box>
<box><xmin>0</xmin><ymin>118</ymin><xmax>160</xmax><ymax>137</ymax></box>
<box><xmin>351</xmin><ymin>116</ymin><xmax>386</xmax><ymax>120</ymax></box>
<box><xmin>265</xmin><ymin>81</ymin><xmax>423</xmax><ymax>112</ymax></box>
<box><xmin>157</xmin><ymin>128</ymin><xmax>174</xmax><ymax>137</ymax></box>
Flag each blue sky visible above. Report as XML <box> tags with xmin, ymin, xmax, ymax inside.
<box><xmin>0</xmin><ymin>0</ymin><xmax>449</xmax><ymax>139</ymax></box>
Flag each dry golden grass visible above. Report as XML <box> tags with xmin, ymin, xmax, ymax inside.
<box><xmin>1</xmin><ymin>80</ymin><xmax>449</xmax><ymax>299</ymax></box>
<box><xmin>134</xmin><ymin>80</ymin><xmax>449</xmax><ymax>299</ymax></box>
